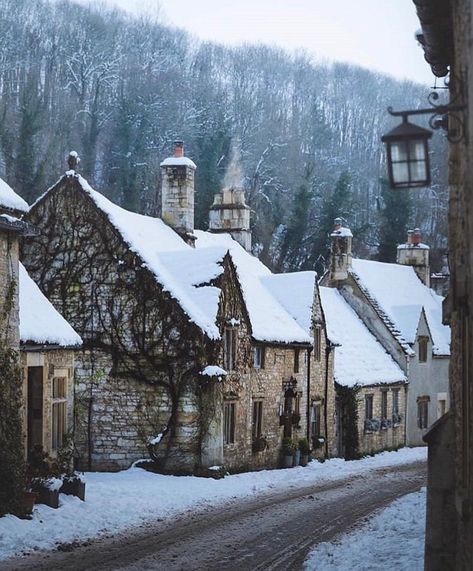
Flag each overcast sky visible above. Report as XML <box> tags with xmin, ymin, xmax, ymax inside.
<box><xmin>72</xmin><ymin>0</ymin><xmax>434</xmax><ymax>85</ymax></box>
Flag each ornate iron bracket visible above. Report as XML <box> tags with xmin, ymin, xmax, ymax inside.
<box><xmin>387</xmin><ymin>85</ymin><xmax>466</xmax><ymax>144</ymax></box>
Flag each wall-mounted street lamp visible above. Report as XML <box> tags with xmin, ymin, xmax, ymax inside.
<box><xmin>381</xmin><ymin>91</ymin><xmax>465</xmax><ymax>190</ymax></box>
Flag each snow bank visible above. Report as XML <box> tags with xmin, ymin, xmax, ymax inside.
<box><xmin>319</xmin><ymin>287</ymin><xmax>406</xmax><ymax>387</ymax></box>
<box><xmin>352</xmin><ymin>259</ymin><xmax>450</xmax><ymax>356</ymax></box>
<box><xmin>0</xmin><ymin>178</ymin><xmax>29</xmax><ymax>213</ymax></box>
<box><xmin>305</xmin><ymin>487</ymin><xmax>426</xmax><ymax>570</ymax></box>
<box><xmin>19</xmin><ymin>263</ymin><xmax>82</xmax><ymax>347</ymax></box>
<box><xmin>0</xmin><ymin>447</ymin><xmax>426</xmax><ymax>560</ymax></box>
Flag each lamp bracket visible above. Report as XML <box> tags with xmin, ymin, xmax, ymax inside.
<box><xmin>387</xmin><ymin>86</ymin><xmax>466</xmax><ymax>144</ymax></box>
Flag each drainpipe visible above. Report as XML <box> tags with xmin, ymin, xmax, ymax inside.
<box><xmin>306</xmin><ymin>347</ymin><xmax>313</xmax><ymax>442</ymax></box>
<box><xmin>324</xmin><ymin>342</ymin><xmax>333</xmax><ymax>458</ymax></box>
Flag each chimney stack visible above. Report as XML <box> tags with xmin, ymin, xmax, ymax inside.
<box><xmin>160</xmin><ymin>140</ymin><xmax>196</xmax><ymax>246</ymax></box>
<box><xmin>329</xmin><ymin>217</ymin><xmax>352</xmax><ymax>283</ymax></box>
<box><xmin>397</xmin><ymin>228</ymin><xmax>430</xmax><ymax>286</ymax></box>
<box><xmin>209</xmin><ymin>186</ymin><xmax>251</xmax><ymax>251</ymax></box>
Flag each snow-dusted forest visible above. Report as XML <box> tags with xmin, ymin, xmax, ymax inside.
<box><xmin>0</xmin><ymin>0</ymin><xmax>448</xmax><ymax>271</ymax></box>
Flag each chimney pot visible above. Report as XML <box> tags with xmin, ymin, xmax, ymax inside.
<box><xmin>412</xmin><ymin>228</ymin><xmax>422</xmax><ymax>245</ymax></box>
<box><xmin>334</xmin><ymin>217</ymin><xmax>342</xmax><ymax>231</ymax></box>
<box><xmin>67</xmin><ymin>151</ymin><xmax>80</xmax><ymax>171</ymax></box>
<box><xmin>407</xmin><ymin>230</ymin><xmax>413</xmax><ymax>244</ymax></box>
<box><xmin>173</xmin><ymin>140</ymin><xmax>184</xmax><ymax>158</ymax></box>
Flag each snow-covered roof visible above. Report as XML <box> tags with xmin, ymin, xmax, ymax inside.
<box><xmin>0</xmin><ymin>178</ymin><xmax>29</xmax><ymax>213</ymax></box>
<box><xmin>160</xmin><ymin>157</ymin><xmax>197</xmax><ymax>169</ymax></box>
<box><xmin>261</xmin><ymin>271</ymin><xmax>316</xmax><ymax>335</ymax></box>
<box><xmin>397</xmin><ymin>243</ymin><xmax>429</xmax><ymax>250</ymax></box>
<box><xmin>195</xmin><ymin>231</ymin><xmax>312</xmax><ymax>344</ymax></box>
<box><xmin>331</xmin><ymin>226</ymin><xmax>352</xmax><ymax>238</ymax></box>
<box><xmin>319</xmin><ymin>287</ymin><xmax>406</xmax><ymax>387</ymax></box>
<box><xmin>19</xmin><ymin>263</ymin><xmax>82</xmax><ymax>347</ymax></box>
<box><xmin>351</xmin><ymin>259</ymin><xmax>450</xmax><ymax>356</ymax></box>
<box><xmin>71</xmin><ymin>174</ymin><xmax>223</xmax><ymax>340</ymax></box>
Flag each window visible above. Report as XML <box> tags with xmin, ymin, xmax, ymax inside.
<box><xmin>314</xmin><ymin>326</ymin><xmax>322</xmax><ymax>362</ymax></box>
<box><xmin>417</xmin><ymin>397</ymin><xmax>429</xmax><ymax>429</ymax></box>
<box><xmin>224</xmin><ymin>402</ymin><xmax>236</xmax><ymax>444</ymax></box>
<box><xmin>437</xmin><ymin>392</ymin><xmax>447</xmax><ymax>419</ymax></box>
<box><xmin>224</xmin><ymin>327</ymin><xmax>237</xmax><ymax>371</ymax></box>
<box><xmin>253</xmin><ymin>346</ymin><xmax>265</xmax><ymax>369</ymax></box>
<box><xmin>52</xmin><ymin>377</ymin><xmax>67</xmax><ymax>451</ymax></box>
<box><xmin>294</xmin><ymin>349</ymin><xmax>300</xmax><ymax>373</ymax></box>
<box><xmin>365</xmin><ymin>394</ymin><xmax>374</xmax><ymax>420</ymax></box>
<box><xmin>392</xmin><ymin>389</ymin><xmax>400</xmax><ymax>415</ymax></box>
<box><xmin>311</xmin><ymin>402</ymin><xmax>321</xmax><ymax>438</ymax></box>
<box><xmin>418</xmin><ymin>336</ymin><xmax>429</xmax><ymax>363</ymax></box>
<box><xmin>381</xmin><ymin>391</ymin><xmax>388</xmax><ymax>419</ymax></box>
<box><xmin>252</xmin><ymin>400</ymin><xmax>263</xmax><ymax>441</ymax></box>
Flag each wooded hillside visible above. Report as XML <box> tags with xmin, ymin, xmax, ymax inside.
<box><xmin>0</xmin><ymin>0</ymin><xmax>448</xmax><ymax>271</ymax></box>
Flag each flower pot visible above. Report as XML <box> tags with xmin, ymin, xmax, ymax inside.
<box><xmin>282</xmin><ymin>454</ymin><xmax>293</xmax><ymax>468</ymax></box>
<box><xmin>60</xmin><ymin>477</ymin><xmax>86</xmax><ymax>501</ymax></box>
<box><xmin>22</xmin><ymin>491</ymin><xmax>36</xmax><ymax>516</ymax></box>
<box><xmin>37</xmin><ymin>487</ymin><xmax>59</xmax><ymax>509</ymax></box>
<box><xmin>293</xmin><ymin>449</ymin><xmax>301</xmax><ymax>467</ymax></box>
<box><xmin>300</xmin><ymin>454</ymin><xmax>309</xmax><ymax>467</ymax></box>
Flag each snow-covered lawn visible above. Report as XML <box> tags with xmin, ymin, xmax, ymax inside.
<box><xmin>0</xmin><ymin>447</ymin><xmax>426</xmax><ymax>561</ymax></box>
<box><xmin>304</xmin><ymin>487</ymin><xmax>426</xmax><ymax>571</ymax></box>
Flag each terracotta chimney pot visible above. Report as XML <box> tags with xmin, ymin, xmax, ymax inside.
<box><xmin>173</xmin><ymin>140</ymin><xmax>184</xmax><ymax>158</ymax></box>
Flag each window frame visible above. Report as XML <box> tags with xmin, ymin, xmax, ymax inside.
<box><xmin>294</xmin><ymin>348</ymin><xmax>300</xmax><ymax>373</ymax></box>
<box><xmin>418</xmin><ymin>336</ymin><xmax>429</xmax><ymax>363</ymax></box>
<box><xmin>392</xmin><ymin>389</ymin><xmax>400</xmax><ymax>415</ymax></box>
<box><xmin>365</xmin><ymin>394</ymin><xmax>374</xmax><ymax>421</ymax></box>
<box><xmin>314</xmin><ymin>326</ymin><xmax>322</xmax><ymax>362</ymax></box>
<box><xmin>223</xmin><ymin>401</ymin><xmax>236</xmax><ymax>445</ymax></box>
<box><xmin>253</xmin><ymin>346</ymin><xmax>266</xmax><ymax>369</ymax></box>
<box><xmin>224</xmin><ymin>327</ymin><xmax>238</xmax><ymax>371</ymax></box>
<box><xmin>51</xmin><ymin>376</ymin><xmax>67</xmax><ymax>451</ymax></box>
<box><xmin>252</xmin><ymin>400</ymin><xmax>263</xmax><ymax>441</ymax></box>
<box><xmin>417</xmin><ymin>396</ymin><xmax>430</xmax><ymax>429</ymax></box>
<box><xmin>381</xmin><ymin>390</ymin><xmax>388</xmax><ymax>420</ymax></box>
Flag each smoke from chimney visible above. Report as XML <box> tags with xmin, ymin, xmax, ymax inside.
<box><xmin>223</xmin><ymin>142</ymin><xmax>243</xmax><ymax>189</ymax></box>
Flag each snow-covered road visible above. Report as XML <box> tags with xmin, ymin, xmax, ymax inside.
<box><xmin>0</xmin><ymin>447</ymin><xmax>426</xmax><ymax>567</ymax></box>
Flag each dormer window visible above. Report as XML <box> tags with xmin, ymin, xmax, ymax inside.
<box><xmin>418</xmin><ymin>336</ymin><xmax>429</xmax><ymax>362</ymax></box>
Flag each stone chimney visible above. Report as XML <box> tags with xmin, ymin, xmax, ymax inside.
<box><xmin>397</xmin><ymin>228</ymin><xmax>430</xmax><ymax>286</ymax></box>
<box><xmin>329</xmin><ymin>217</ymin><xmax>353</xmax><ymax>282</ymax></box>
<box><xmin>209</xmin><ymin>186</ymin><xmax>251</xmax><ymax>251</ymax></box>
<box><xmin>160</xmin><ymin>141</ymin><xmax>196</xmax><ymax>246</ymax></box>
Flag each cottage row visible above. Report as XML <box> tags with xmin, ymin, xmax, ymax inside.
<box><xmin>2</xmin><ymin>144</ymin><xmax>449</xmax><ymax>473</ymax></box>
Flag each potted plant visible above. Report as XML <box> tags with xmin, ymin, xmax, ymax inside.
<box><xmin>27</xmin><ymin>445</ymin><xmax>61</xmax><ymax>509</ymax></box>
<box><xmin>298</xmin><ymin>438</ymin><xmax>310</xmax><ymax>466</ymax></box>
<box><xmin>293</xmin><ymin>442</ymin><xmax>301</xmax><ymax>467</ymax></box>
<box><xmin>281</xmin><ymin>437</ymin><xmax>295</xmax><ymax>468</ymax></box>
<box><xmin>22</xmin><ymin>489</ymin><xmax>36</xmax><ymax>518</ymax></box>
<box><xmin>252</xmin><ymin>435</ymin><xmax>268</xmax><ymax>454</ymax></box>
<box><xmin>58</xmin><ymin>435</ymin><xmax>86</xmax><ymax>501</ymax></box>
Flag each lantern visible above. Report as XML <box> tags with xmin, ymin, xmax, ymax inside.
<box><xmin>382</xmin><ymin>117</ymin><xmax>432</xmax><ymax>189</ymax></box>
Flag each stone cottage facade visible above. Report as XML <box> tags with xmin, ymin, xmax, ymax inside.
<box><xmin>319</xmin><ymin>286</ymin><xmax>407</xmax><ymax>458</ymax></box>
<box><xmin>22</xmin><ymin>147</ymin><xmax>335</xmax><ymax>473</ymax></box>
<box><xmin>320</xmin><ymin>220</ymin><xmax>450</xmax><ymax>448</ymax></box>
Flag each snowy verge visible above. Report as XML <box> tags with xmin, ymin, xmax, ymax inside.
<box><xmin>304</xmin><ymin>487</ymin><xmax>426</xmax><ymax>571</ymax></box>
<box><xmin>0</xmin><ymin>447</ymin><xmax>426</xmax><ymax>561</ymax></box>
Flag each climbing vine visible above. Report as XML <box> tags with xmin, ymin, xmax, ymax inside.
<box><xmin>0</xmin><ymin>263</ymin><xmax>25</xmax><ymax>517</ymax></box>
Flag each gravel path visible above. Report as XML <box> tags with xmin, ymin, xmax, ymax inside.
<box><xmin>0</xmin><ymin>461</ymin><xmax>426</xmax><ymax>571</ymax></box>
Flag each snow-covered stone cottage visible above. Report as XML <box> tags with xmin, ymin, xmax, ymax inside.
<box><xmin>19</xmin><ymin>263</ymin><xmax>82</xmax><ymax>461</ymax></box>
<box><xmin>320</xmin><ymin>220</ymin><xmax>450</xmax><ymax>447</ymax></box>
<box><xmin>319</xmin><ymin>287</ymin><xmax>407</xmax><ymax>458</ymax></box>
<box><xmin>22</xmin><ymin>147</ymin><xmax>335</xmax><ymax>473</ymax></box>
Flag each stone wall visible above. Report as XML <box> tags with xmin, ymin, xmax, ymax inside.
<box><xmin>0</xmin><ymin>232</ymin><xmax>20</xmax><ymax>348</ymax></box>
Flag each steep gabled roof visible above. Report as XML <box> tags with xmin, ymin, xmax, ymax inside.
<box><xmin>319</xmin><ymin>287</ymin><xmax>406</xmax><ymax>388</ymax></box>
<box><xmin>19</xmin><ymin>263</ymin><xmax>82</xmax><ymax>347</ymax></box>
<box><xmin>194</xmin><ymin>231</ymin><xmax>313</xmax><ymax>345</ymax></box>
<box><xmin>351</xmin><ymin>258</ymin><xmax>450</xmax><ymax>356</ymax></box>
